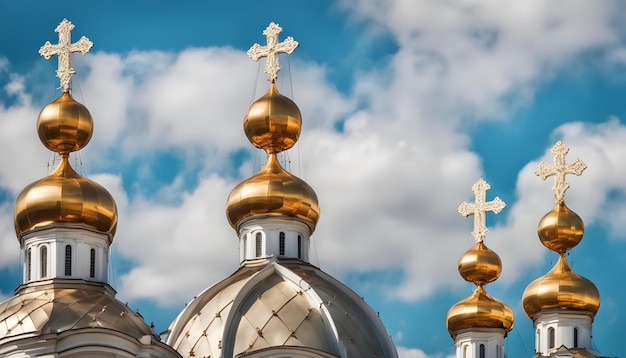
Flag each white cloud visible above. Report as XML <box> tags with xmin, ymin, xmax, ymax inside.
<box><xmin>397</xmin><ymin>346</ymin><xmax>454</xmax><ymax>358</ymax></box>
<box><xmin>343</xmin><ymin>0</ymin><xmax>619</xmax><ymax>122</ymax></box>
<box><xmin>114</xmin><ymin>174</ymin><xmax>239</xmax><ymax>306</ymax></box>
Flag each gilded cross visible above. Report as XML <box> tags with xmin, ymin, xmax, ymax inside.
<box><xmin>39</xmin><ymin>19</ymin><xmax>93</xmax><ymax>92</ymax></box>
<box><xmin>535</xmin><ymin>141</ymin><xmax>586</xmax><ymax>204</ymax></box>
<box><xmin>247</xmin><ymin>22</ymin><xmax>298</xmax><ymax>83</ymax></box>
<box><xmin>458</xmin><ymin>178</ymin><xmax>506</xmax><ymax>243</ymax></box>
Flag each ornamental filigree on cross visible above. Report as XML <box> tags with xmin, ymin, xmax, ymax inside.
<box><xmin>458</xmin><ymin>178</ymin><xmax>506</xmax><ymax>243</ymax></box>
<box><xmin>535</xmin><ymin>141</ymin><xmax>586</xmax><ymax>205</ymax></box>
<box><xmin>39</xmin><ymin>19</ymin><xmax>93</xmax><ymax>92</ymax></box>
<box><xmin>247</xmin><ymin>22</ymin><xmax>298</xmax><ymax>83</ymax></box>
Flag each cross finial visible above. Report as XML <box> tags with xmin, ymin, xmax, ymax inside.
<box><xmin>535</xmin><ymin>141</ymin><xmax>586</xmax><ymax>205</ymax></box>
<box><xmin>458</xmin><ymin>178</ymin><xmax>506</xmax><ymax>243</ymax></box>
<box><xmin>247</xmin><ymin>22</ymin><xmax>298</xmax><ymax>83</ymax></box>
<box><xmin>39</xmin><ymin>19</ymin><xmax>93</xmax><ymax>92</ymax></box>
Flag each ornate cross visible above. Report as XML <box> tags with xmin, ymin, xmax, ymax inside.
<box><xmin>247</xmin><ymin>22</ymin><xmax>298</xmax><ymax>83</ymax></box>
<box><xmin>458</xmin><ymin>178</ymin><xmax>506</xmax><ymax>243</ymax></box>
<box><xmin>535</xmin><ymin>141</ymin><xmax>586</xmax><ymax>204</ymax></box>
<box><xmin>39</xmin><ymin>19</ymin><xmax>93</xmax><ymax>92</ymax></box>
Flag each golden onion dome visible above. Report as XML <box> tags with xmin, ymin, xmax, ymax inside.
<box><xmin>446</xmin><ymin>285</ymin><xmax>514</xmax><ymax>337</ymax></box>
<box><xmin>37</xmin><ymin>92</ymin><xmax>93</xmax><ymax>154</ymax></box>
<box><xmin>226</xmin><ymin>153</ymin><xmax>319</xmax><ymax>233</ymax></box>
<box><xmin>458</xmin><ymin>241</ymin><xmax>502</xmax><ymax>285</ymax></box>
<box><xmin>244</xmin><ymin>82</ymin><xmax>301</xmax><ymax>154</ymax></box>
<box><xmin>538</xmin><ymin>201</ymin><xmax>584</xmax><ymax>254</ymax></box>
<box><xmin>522</xmin><ymin>255</ymin><xmax>599</xmax><ymax>319</ymax></box>
<box><xmin>14</xmin><ymin>156</ymin><xmax>118</xmax><ymax>240</ymax></box>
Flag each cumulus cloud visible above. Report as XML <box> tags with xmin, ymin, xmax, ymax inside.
<box><xmin>397</xmin><ymin>346</ymin><xmax>454</xmax><ymax>358</ymax></box>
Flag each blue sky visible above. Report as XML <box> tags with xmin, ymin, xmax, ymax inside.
<box><xmin>1</xmin><ymin>1</ymin><xmax>626</xmax><ymax>357</ymax></box>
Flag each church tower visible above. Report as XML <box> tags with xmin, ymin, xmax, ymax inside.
<box><xmin>522</xmin><ymin>141</ymin><xmax>605</xmax><ymax>357</ymax></box>
<box><xmin>166</xmin><ymin>22</ymin><xmax>398</xmax><ymax>358</ymax></box>
<box><xmin>0</xmin><ymin>19</ymin><xmax>180</xmax><ymax>358</ymax></box>
<box><xmin>446</xmin><ymin>178</ymin><xmax>514</xmax><ymax>358</ymax></box>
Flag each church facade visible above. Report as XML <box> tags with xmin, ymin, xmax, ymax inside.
<box><xmin>0</xmin><ymin>19</ymin><xmax>609</xmax><ymax>358</ymax></box>
<box><xmin>0</xmin><ymin>20</ymin><xmax>397</xmax><ymax>358</ymax></box>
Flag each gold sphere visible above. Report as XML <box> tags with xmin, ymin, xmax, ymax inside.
<box><xmin>522</xmin><ymin>255</ymin><xmax>599</xmax><ymax>320</ymax></box>
<box><xmin>37</xmin><ymin>92</ymin><xmax>94</xmax><ymax>154</ymax></box>
<box><xmin>458</xmin><ymin>241</ymin><xmax>502</xmax><ymax>285</ymax></box>
<box><xmin>14</xmin><ymin>157</ymin><xmax>118</xmax><ymax>240</ymax></box>
<box><xmin>446</xmin><ymin>285</ymin><xmax>514</xmax><ymax>337</ymax></box>
<box><xmin>538</xmin><ymin>201</ymin><xmax>584</xmax><ymax>254</ymax></box>
<box><xmin>244</xmin><ymin>82</ymin><xmax>301</xmax><ymax>154</ymax></box>
<box><xmin>226</xmin><ymin>153</ymin><xmax>319</xmax><ymax>233</ymax></box>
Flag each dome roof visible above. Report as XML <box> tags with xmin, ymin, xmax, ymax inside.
<box><xmin>226</xmin><ymin>153</ymin><xmax>319</xmax><ymax>233</ymax></box>
<box><xmin>538</xmin><ymin>201</ymin><xmax>584</xmax><ymax>254</ymax></box>
<box><xmin>37</xmin><ymin>92</ymin><xmax>93</xmax><ymax>154</ymax></box>
<box><xmin>446</xmin><ymin>285</ymin><xmax>514</xmax><ymax>337</ymax></box>
<box><xmin>458</xmin><ymin>241</ymin><xmax>502</xmax><ymax>285</ymax></box>
<box><xmin>15</xmin><ymin>89</ymin><xmax>117</xmax><ymax>240</ymax></box>
<box><xmin>244</xmin><ymin>82</ymin><xmax>301</xmax><ymax>154</ymax></box>
<box><xmin>14</xmin><ymin>155</ymin><xmax>118</xmax><ymax>239</ymax></box>
<box><xmin>0</xmin><ymin>281</ymin><xmax>155</xmax><ymax>339</ymax></box>
<box><xmin>522</xmin><ymin>255</ymin><xmax>600</xmax><ymax>319</ymax></box>
<box><xmin>167</xmin><ymin>261</ymin><xmax>397</xmax><ymax>358</ymax></box>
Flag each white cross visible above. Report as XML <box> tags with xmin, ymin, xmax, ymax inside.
<box><xmin>39</xmin><ymin>19</ymin><xmax>93</xmax><ymax>92</ymax></box>
<box><xmin>535</xmin><ymin>141</ymin><xmax>586</xmax><ymax>204</ymax></box>
<box><xmin>247</xmin><ymin>22</ymin><xmax>298</xmax><ymax>83</ymax></box>
<box><xmin>458</xmin><ymin>178</ymin><xmax>506</xmax><ymax>243</ymax></box>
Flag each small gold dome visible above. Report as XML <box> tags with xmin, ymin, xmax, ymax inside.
<box><xmin>244</xmin><ymin>82</ymin><xmax>301</xmax><ymax>154</ymax></box>
<box><xmin>14</xmin><ymin>156</ymin><xmax>118</xmax><ymax>240</ymax></box>
<box><xmin>538</xmin><ymin>201</ymin><xmax>584</xmax><ymax>254</ymax></box>
<box><xmin>226</xmin><ymin>153</ymin><xmax>319</xmax><ymax>233</ymax></box>
<box><xmin>446</xmin><ymin>285</ymin><xmax>514</xmax><ymax>337</ymax></box>
<box><xmin>37</xmin><ymin>92</ymin><xmax>93</xmax><ymax>154</ymax></box>
<box><xmin>458</xmin><ymin>241</ymin><xmax>502</xmax><ymax>285</ymax></box>
<box><xmin>522</xmin><ymin>255</ymin><xmax>599</xmax><ymax>319</ymax></box>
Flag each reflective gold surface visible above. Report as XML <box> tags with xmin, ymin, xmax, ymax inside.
<box><xmin>14</xmin><ymin>156</ymin><xmax>118</xmax><ymax>238</ymax></box>
<box><xmin>522</xmin><ymin>255</ymin><xmax>599</xmax><ymax>319</ymax></box>
<box><xmin>168</xmin><ymin>260</ymin><xmax>397</xmax><ymax>358</ymax></box>
<box><xmin>538</xmin><ymin>201</ymin><xmax>584</xmax><ymax>254</ymax></box>
<box><xmin>446</xmin><ymin>285</ymin><xmax>514</xmax><ymax>337</ymax></box>
<box><xmin>226</xmin><ymin>153</ymin><xmax>319</xmax><ymax>232</ymax></box>
<box><xmin>244</xmin><ymin>82</ymin><xmax>301</xmax><ymax>154</ymax></box>
<box><xmin>37</xmin><ymin>92</ymin><xmax>93</xmax><ymax>154</ymax></box>
<box><xmin>458</xmin><ymin>241</ymin><xmax>502</xmax><ymax>285</ymax></box>
<box><xmin>0</xmin><ymin>280</ymin><xmax>156</xmax><ymax>339</ymax></box>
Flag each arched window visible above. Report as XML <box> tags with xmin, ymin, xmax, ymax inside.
<box><xmin>242</xmin><ymin>234</ymin><xmax>247</xmax><ymax>259</ymax></box>
<box><xmin>26</xmin><ymin>248</ymin><xmax>32</xmax><ymax>281</ymax></box>
<box><xmin>65</xmin><ymin>245</ymin><xmax>72</xmax><ymax>276</ymax></box>
<box><xmin>463</xmin><ymin>345</ymin><xmax>469</xmax><ymax>358</ymax></box>
<box><xmin>40</xmin><ymin>246</ymin><xmax>47</xmax><ymax>278</ymax></box>
<box><xmin>537</xmin><ymin>329</ymin><xmax>541</xmax><ymax>352</ymax></box>
<box><xmin>255</xmin><ymin>232</ymin><xmax>262</xmax><ymax>258</ymax></box>
<box><xmin>548</xmin><ymin>327</ymin><xmax>555</xmax><ymax>349</ymax></box>
<box><xmin>279</xmin><ymin>232</ymin><xmax>285</xmax><ymax>256</ymax></box>
<box><xmin>90</xmin><ymin>248</ymin><xmax>96</xmax><ymax>278</ymax></box>
<box><xmin>573</xmin><ymin>327</ymin><xmax>578</xmax><ymax>348</ymax></box>
<box><xmin>297</xmin><ymin>235</ymin><xmax>302</xmax><ymax>259</ymax></box>
<box><xmin>479</xmin><ymin>344</ymin><xmax>485</xmax><ymax>358</ymax></box>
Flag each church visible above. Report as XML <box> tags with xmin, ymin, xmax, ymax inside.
<box><xmin>0</xmin><ymin>19</ymin><xmax>609</xmax><ymax>358</ymax></box>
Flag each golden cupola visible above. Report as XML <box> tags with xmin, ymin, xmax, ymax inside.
<box><xmin>522</xmin><ymin>142</ymin><xmax>599</xmax><ymax>319</ymax></box>
<box><xmin>226</xmin><ymin>23</ymin><xmax>319</xmax><ymax>235</ymax></box>
<box><xmin>15</xmin><ymin>91</ymin><xmax>118</xmax><ymax>240</ymax></box>
<box><xmin>520</xmin><ymin>141</ymin><xmax>605</xmax><ymax>356</ymax></box>
<box><xmin>446</xmin><ymin>178</ymin><xmax>514</xmax><ymax>339</ymax></box>
<box><xmin>14</xmin><ymin>21</ymin><xmax>117</xmax><ymax>241</ymax></box>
